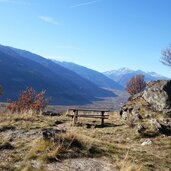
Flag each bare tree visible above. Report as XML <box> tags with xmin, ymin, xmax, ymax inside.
<box><xmin>161</xmin><ymin>45</ymin><xmax>171</xmax><ymax>67</ymax></box>
<box><xmin>126</xmin><ymin>75</ymin><xmax>146</xmax><ymax>96</ymax></box>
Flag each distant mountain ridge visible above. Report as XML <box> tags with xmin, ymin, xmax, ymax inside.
<box><xmin>54</xmin><ymin>61</ymin><xmax>124</xmax><ymax>90</ymax></box>
<box><xmin>105</xmin><ymin>68</ymin><xmax>133</xmax><ymax>75</ymax></box>
<box><xmin>1</xmin><ymin>44</ymin><xmax>167</xmax><ymax>105</ymax></box>
<box><xmin>104</xmin><ymin>67</ymin><xmax>170</xmax><ymax>87</ymax></box>
<box><xmin>0</xmin><ymin>44</ymin><xmax>116</xmax><ymax>105</ymax></box>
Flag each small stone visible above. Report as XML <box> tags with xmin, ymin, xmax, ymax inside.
<box><xmin>91</xmin><ymin>125</ymin><xmax>96</xmax><ymax>129</ymax></box>
<box><xmin>141</xmin><ymin>139</ymin><xmax>152</xmax><ymax>146</ymax></box>
<box><xmin>42</xmin><ymin>129</ymin><xmax>55</xmax><ymax>139</ymax></box>
<box><xmin>42</xmin><ymin>110</ymin><xmax>62</xmax><ymax>116</ymax></box>
<box><xmin>121</xmin><ymin>111</ymin><xmax>128</xmax><ymax>120</ymax></box>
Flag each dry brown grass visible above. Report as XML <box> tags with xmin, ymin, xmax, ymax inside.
<box><xmin>118</xmin><ymin>151</ymin><xmax>143</xmax><ymax>171</ymax></box>
<box><xmin>0</xmin><ymin>108</ymin><xmax>170</xmax><ymax>171</ymax></box>
<box><xmin>70</xmin><ymin>111</ymin><xmax>171</xmax><ymax>170</ymax></box>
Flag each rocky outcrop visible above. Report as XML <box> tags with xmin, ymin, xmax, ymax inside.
<box><xmin>120</xmin><ymin>80</ymin><xmax>171</xmax><ymax>119</ymax></box>
<box><xmin>120</xmin><ymin>93</ymin><xmax>149</xmax><ymax>121</ymax></box>
<box><xmin>143</xmin><ymin>80</ymin><xmax>171</xmax><ymax>112</ymax></box>
<box><xmin>120</xmin><ymin>80</ymin><xmax>171</xmax><ymax>136</ymax></box>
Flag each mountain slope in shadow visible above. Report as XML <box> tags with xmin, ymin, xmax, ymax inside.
<box><xmin>54</xmin><ymin>61</ymin><xmax>124</xmax><ymax>90</ymax></box>
<box><xmin>0</xmin><ymin>45</ymin><xmax>116</xmax><ymax>105</ymax></box>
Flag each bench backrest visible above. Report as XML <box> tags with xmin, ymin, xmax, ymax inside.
<box><xmin>68</xmin><ymin>108</ymin><xmax>110</xmax><ymax>113</ymax></box>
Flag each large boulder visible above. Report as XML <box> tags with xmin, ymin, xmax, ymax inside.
<box><xmin>143</xmin><ymin>80</ymin><xmax>171</xmax><ymax>112</ymax></box>
<box><xmin>119</xmin><ymin>80</ymin><xmax>171</xmax><ymax>137</ymax></box>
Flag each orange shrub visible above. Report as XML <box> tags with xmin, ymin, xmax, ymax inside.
<box><xmin>7</xmin><ymin>87</ymin><xmax>49</xmax><ymax>113</ymax></box>
<box><xmin>126</xmin><ymin>75</ymin><xmax>146</xmax><ymax>96</ymax></box>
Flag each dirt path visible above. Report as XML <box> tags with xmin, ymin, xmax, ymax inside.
<box><xmin>47</xmin><ymin>157</ymin><xmax>116</xmax><ymax>171</ymax></box>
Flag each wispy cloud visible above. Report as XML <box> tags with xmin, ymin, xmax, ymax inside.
<box><xmin>39</xmin><ymin>16</ymin><xmax>60</xmax><ymax>25</ymax></box>
<box><xmin>70</xmin><ymin>0</ymin><xmax>99</xmax><ymax>8</ymax></box>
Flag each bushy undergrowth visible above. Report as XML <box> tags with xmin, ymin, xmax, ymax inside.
<box><xmin>7</xmin><ymin>87</ymin><xmax>49</xmax><ymax>114</ymax></box>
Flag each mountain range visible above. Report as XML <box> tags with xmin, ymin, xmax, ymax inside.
<box><xmin>51</xmin><ymin>62</ymin><xmax>169</xmax><ymax>89</ymax></box>
<box><xmin>0</xmin><ymin>44</ymin><xmax>169</xmax><ymax>105</ymax></box>
<box><xmin>0</xmin><ymin>45</ymin><xmax>116</xmax><ymax>105</ymax></box>
<box><xmin>54</xmin><ymin>61</ymin><xmax>123</xmax><ymax>90</ymax></box>
<box><xmin>104</xmin><ymin>67</ymin><xmax>170</xmax><ymax>87</ymax></box>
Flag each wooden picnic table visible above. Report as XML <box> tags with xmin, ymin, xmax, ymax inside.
<box><xmin>67</xmin><ymin>108</ymin><xmax>110</xmax><ymax>125</ymax></box>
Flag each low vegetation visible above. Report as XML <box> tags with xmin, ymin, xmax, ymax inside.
<box><xmin>126</xmin><ymin>75</ymin><xmax>146</xmax><ymax>95</ymax></box>
<box><xmin>0</xmin><ymin>102</ymin><xmax>170</xmax><ymax>171</ymax></box>
<box><xmin>7</xmin><ymin>87</ymin><xmax>49</xmax><ymax>114</ymax></box>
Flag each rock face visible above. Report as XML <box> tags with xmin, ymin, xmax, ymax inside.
<box><xmin>120</xmin><ymin>80</ymin><xmax>171</xmax><ymax>136</ymax></box>
<box><xmin>120</xmin><ymin>93</ymin><xmax>148</xmax><ymax>121</ymax></box>
<box><xmin>143</xmin><ymin>80</ymin><xmax>171</xmax><ymax>112</ymax></box>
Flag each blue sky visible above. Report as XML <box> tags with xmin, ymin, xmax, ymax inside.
<box><xmin>0</xmin><ymin>0</ymin><xmax>171</xmax><ymax>77</ymax></box>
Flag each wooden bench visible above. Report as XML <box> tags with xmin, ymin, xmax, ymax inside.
<box><xmin>67</xmin><ymin>108</ymin><xmax>110</xmax><ymax>125</ymax></box>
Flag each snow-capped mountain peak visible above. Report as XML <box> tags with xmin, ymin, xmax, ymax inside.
<box><xmin>104</xmin><ymin>67</ymin><xmax>133</xmax><ymax>75</ymax></box>
<box><xmin>117</xmin><ymin>67</ymin><xmax>133</xmax><ymax>74</ymax></box>
<box><xmin>103</xmin><ymin>68</ymin><xmax>170</xmax><ymax>87</ymax></box>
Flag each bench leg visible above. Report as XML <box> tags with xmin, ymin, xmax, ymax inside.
<box><xmin>101</xmin><ymin>111</ymin><xmax>105</xmax><ymax>125</ymax></box>
<box><xmin>73</xmin><ymin>110</ymin><xmax>78</xmax><ymax>125</ymax></box>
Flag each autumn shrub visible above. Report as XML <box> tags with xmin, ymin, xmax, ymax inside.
<box><xmin>7</xmin><ymin>87</ymin><xmax>49</xmax><ymax>113</ymax></box>
<box><xmin>126</xmin><ymin>74</ymin><xmax>146</xmax><ymax>96</ymax></box>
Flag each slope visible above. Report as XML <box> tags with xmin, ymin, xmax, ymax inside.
<box><xmin>0</xmin><ymin>45</ymin><xmax>115</xmax><ymax>105</ymax></box>
<box><xmin>54</xmin><ymin>61</ymin><xmax>123</xmax><ymax>90</ymax></box>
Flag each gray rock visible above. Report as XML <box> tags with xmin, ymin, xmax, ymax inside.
<box><xmin>150</xmin><ymin>118</ymin><xmax>162</xmax><ymax>131</ymax></box>
<box><xmin>143</xmin><ymin>80</ymin><xmax>171</xmax><ymax>112</ymax></box>
<box><xmin>136</xmin><ymin>124</ymin><xmax>146</xmax><ymax>135</ymax></box>
<box><xmin>42</xmin><ymin>110</ymin><xmax>62</xmax><ymax>116</ymax></box>
<box><xmin>121</xmin><ymin>111</ymin><xmax>128</xmax><ymax>120</ymax></box>
<box><xmin>141</xmin><ymin>139</ymin><xmax>152</xmax><ymax>146</ymax></box>
<box><xmin>42</xmin><ymin>128</ymin><xmax>66</xmax><ymax>140</ymax></box>
<box><xmin>42</xmin><ymin>129</ymin><xmax>55</xmax><ymax>140</ymax></box>
<box><xmin>150</xmin><ymin>118</ymin><xmax>171</xmax><ymax>135</ymax></box>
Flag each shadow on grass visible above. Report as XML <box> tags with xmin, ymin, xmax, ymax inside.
<box><xmin>74</xmin><ymin>122</ymin><xmax>124</xmax><ymax>129</ymax></box>
<box><xmin>0</xmin><ymin>125</ymin><xmax>16</xmax><ymax>132</ymax></box>
<box><xmin>95</xmin><ymin>123</ymin><xmax>123</xmax><ymax>128</ymax></box>
<box><xmin>143</xmin><ymin>132</ymin><xmax>159</xmax><ymax>138</ymax></box>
